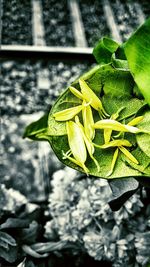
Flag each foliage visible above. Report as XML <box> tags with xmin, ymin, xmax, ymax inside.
<box><xmin>24</xmin><ymin>18</ymin><xmax>150</xmax><ymax>185</ymax></box>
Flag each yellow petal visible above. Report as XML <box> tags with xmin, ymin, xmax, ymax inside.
<box><xmin>104</xmin><ymin>129</ymin><xmax>112</xmax><ymax>144</ymax></box>
<box><xmin>75</xmin><ymin>116</ymin><xmax>100</xmax><ymax>172</ymax></box>
<box><xmin>53</xmin><ymin>105</ymin><xmax>82</xmax><ymax>121</ymax></box>
<box><xmin>82</xmin><ymin>101</ymin><xmax>95</xmax><ymax>140</ymax></box>
<box><xmin>119</xmin><ymin>146</ymin><xmax>139</xmax><ymax>164</ymax></box>
<box><xmin>75</xmin><ymin>116</ymin><xmax>94</xmax><ymax>154</ymax></box>
<box><xmin>107</xmin><ymin>148</ymin><xmax>119</xmax><ymax>177</ymax></box>
<box><xmin>66</xmin><ymin>120</ymin><xmax>87</xmax><ymax>164</ymax></box>
<box><xmin>63</xmin><ymin>151</ymin><xmax>89</xmax><ymax>174</ymax></box>
<box><xmin>94</xmin><ymin>119</ymin><xmax>140</xmax><ymax>133</ymax></box>
<box><xmin>69</xmin><ymin>86</ymin><xmax>83</xmax><ymax>100</ymax></box>
<box><xmin>111</xmin><ymin>107</ymin><xmax>125</xmax><ymax>120</ymax></box>
<box><xmin>94</xmin><ymin>139</ymin><xmax>132</xmax><ymax>149</ymax></box>
<box><xmin>79</xmin><ymin>79</ymin><xmax>102</xmax><ymax>111</ymax></box>
<box><xmin>128</xmin><ymin>116</ymin><xmax>144</xmax><ymax>126</ymax></box>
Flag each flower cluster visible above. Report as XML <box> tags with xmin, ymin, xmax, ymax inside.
<box><xmin>53</xmin><ymin>79</ymin><xmax>147</xmax><ymax>176</ymax></box>
<box><xmin>45</xmin><ymin>167</ymin><xmax>150</xmax><ymax>266</ymax></box>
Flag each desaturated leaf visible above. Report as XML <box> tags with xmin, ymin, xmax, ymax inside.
<box><xmin>0</xmin><ymin>231</ymin><xmax>17</xmax><ymax>246</ymax></box>
<box><xmin>0</xmin><ymin>184</ymin><xmax>27</xmax><ymax>217</ymax></box>
<box><xmin>17</xmin><ymin>258</ymin><xmax>26</xmax><ymax>267</ymax></box>
<box><xmin>0</xmin><ymin>218</ymin><xmax>30</xmax><ymax>230</ymax></box>
<box><xmin>19</xmin><ymin>221</ymin><xmax>40</xmax><ymax>244</ymax></box>
<box><xmin>108</xmin><ymin>177</ymin><xmax>139</xmax><ymax>211</ymax></box>
<box><xmin>0</xmin><ymin>231</ymin><xmax>17</xmax><ymax>263</ymax></box>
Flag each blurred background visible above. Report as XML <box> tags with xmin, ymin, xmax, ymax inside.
<box><xmin>0</xmin><ymin>1</ymin><xmax>150</xmax><ymax>266</ymax></box>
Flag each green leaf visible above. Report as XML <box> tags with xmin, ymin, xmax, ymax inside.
<box><xmin>23</xmin><ymin>113</ymin><xmax>49</xmax><ymax>140</ymax></box>
<box><xmin>102</xmin><ymin>95</ymin><xmax>144</xmax><ymax>120</ymax></box>
<box><xmin>124</xmin><ymin>17</ymin><xmax>150</xmax><ymax>105</ymax></box>
<box><xmin>103</xmin><ymin>68</ymin><xmax>134</xmax><ymax>98</ymax></box>
<box><xmin>136</xmin><ymin>110</ymin><xmax>150</xmax><ymax>158</ymax></box>
<box><xmin>93</xmin><ymin>37</ymin><xmax>119</xmax><ymax>64</ymax></box>
<box><xmin>111</xmin><ymin>56</ymin><xmax>129</xmax><ymax>70</ymax></box>
<box><xmin>121</xmin><ymin>147</ymin><xmax>150</xmax><ymax>176</ymax></box>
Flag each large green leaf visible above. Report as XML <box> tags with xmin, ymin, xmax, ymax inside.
<box><xmin>49</xmin><ymin>117</ymin><xmax>149</xmax><ymax>179</ymax></box>
<box><xmin>124</xmin><ymin>18</ymin><xmax>150</xmax><ymax>105</ymax></box>
<box><xmin>24</xmin><ymin>61</ymin><xmax>150</xmax><ymax>179</ymax></box>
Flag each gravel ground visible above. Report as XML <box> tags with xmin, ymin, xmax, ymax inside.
<box><xmin>1</xmin><ymin>0</ymin><xmax>32</xmax><ymax>45</ymax></box>
<box><xmin>1</xmin><ymin>0</ymin><xmax>149</xmax><ymax>46</ymax></box>
<box><xmin>0</xmin><ymin>114</ymin><xmax>63</xmax><ymax>200</ymax></box>
<box><xmin>79</xmin><ymin>0</ymin><xmax>111</xmax><ymax>47</ymax></box>
<box><xmin>109</xmin><ymin>0</ymin><xmax>146</xmax><ymax>42</ymax></box>
<box><xmin>42</xmin><ymin>0</ymin><xmax>75</xmax><ymax>46</ymax></box>
<box><xmin>1</xmin><ymin>60</ymin><xmax>92</xmax><ymax>115</ymax></box>
<box><xmin>140</xmin><ymin>0</ymin><xmax>150</xmax><ymax>19</ymax></box>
